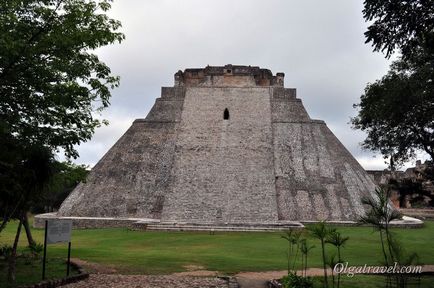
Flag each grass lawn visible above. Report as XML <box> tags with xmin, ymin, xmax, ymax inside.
<box><xmin>0</xmin><ymin>220</ymin><xmax>433</xmax><ymax>275</ymax></box>
<box><xmin>0</xmin><ymin>257</ymin><xmax>79</xmax><ymax>288</ymax></box>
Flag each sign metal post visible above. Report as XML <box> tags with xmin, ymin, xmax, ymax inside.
<box><xmin>67</xmin><ymin>242</ymin><xmax>71</xmax><ymax>276</ymax></box>
<box><xmin>41</xmin><ymin>219</ymin><xmax>72</xmax><ymax>280</ymax></box>
<box><xmin>42</xmin><ymin>220</ymin><xmax>48</xmax><ymax>280</ymax></box>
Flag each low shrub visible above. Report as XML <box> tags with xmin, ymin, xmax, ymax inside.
<box><xmin>281</xmin><ymin>272</ymin><xmax>314</xmax><ymax>288</ymax></box>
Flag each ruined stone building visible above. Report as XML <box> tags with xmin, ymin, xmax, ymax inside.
<box><xmin>367</xmin><ymin>160</ymin><xmax>434</xmax><ymax>209</ymax></box>
<box><xmin>56</xmin><ymin>65</ymin><xmax>379</xmax><ymax>228</ymax></box>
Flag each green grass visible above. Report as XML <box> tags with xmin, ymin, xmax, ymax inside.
<box><xmin>0</xmin><ymin>220</ymin><xmax>433</xmax><ymax>275</ymax></box>
<box><xmin>0</xmin><ymin>257</ymin><xmax>79</xmax><ymax>288</ymax></box>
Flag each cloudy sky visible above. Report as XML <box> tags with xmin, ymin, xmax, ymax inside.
<box><xmin>65</xmin><ymin>0</ymin><xmax>426</xmax><ymax>170</ymax></box>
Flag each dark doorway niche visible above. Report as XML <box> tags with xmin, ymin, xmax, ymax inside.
<box><xmin>224</xmin><ymin>108</ymin><xmax>230</xmax><ymax>120</ymax></box>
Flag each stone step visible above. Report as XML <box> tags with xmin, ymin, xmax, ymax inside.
<box><xmin>133</xmin><ymin>222</ymin><xmax>304</xmax><ymax>232</ymax></box>
<box><xmin>145</xmin><ymin>226</ymin><xmax>295</xmax><ymax>232</ymax></box>
<box><xmin>138</xmin><ymin>221</ymin><xmax>303</xmax><ymax>227</ymax></box>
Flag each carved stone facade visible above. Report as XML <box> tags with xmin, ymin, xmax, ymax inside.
<box><xmin>58</xmin><ymin>65</ymin><xmax>377</xmax><ymax>224</ymax></box>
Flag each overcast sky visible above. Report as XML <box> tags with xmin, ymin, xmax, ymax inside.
<box><xmin>65</xmin><ymin>0</ymin><xmax>428</xmax><ymax>170</ymax></box>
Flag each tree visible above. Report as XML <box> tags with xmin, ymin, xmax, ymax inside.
<box><xmin>32</xmin><ymin>161</ymin><xmax>89</xmax><ymax>213</ymax></box>
<box><xmin>3</xmin><ymin>144</ymin><xmax>55</xmax><ymax>282</ymax></box>
<box><xmin>0</xmin><ymin>0</ymin><xmax>123</xmax><ymax>229</ymax></box>
<box><xmin>353</xmin><ymin>0</ymin><xmax>434</xmax><ymax>165</ymax></box>
<box><xmin>0</xmin><ymin>0</ymin><xmax>124</xmax><ymax>158</ymax></box>
<box><xmin>363</xmin><ymin>0</ymin><xmax>434</xmax><ymax>60</ymax></box>
<box><xmin>351</xmin><ymin>56</ymin><xmax>434</xmax><ymax>165</ymax></box>
<box><xmin>0</xmin><ymin>0</ymin><xmax>124</xmax><ymax>282</ymax></box>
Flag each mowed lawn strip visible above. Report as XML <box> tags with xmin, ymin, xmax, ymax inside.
<box><xmin>0</xmin><ymin>220</ymin><xmax>433</xmax><ymax>274</ymax></box>
<box><xmin>0</xmin><ymin>257</ymin><xmax>80</xmax><ymax>288</ymax></box>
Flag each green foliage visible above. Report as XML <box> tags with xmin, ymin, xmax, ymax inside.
<box><xmin>307</xmin><ymin>222</ymin><xmax>334</xmax><ymax>242</ymax></box>
<box><xmin>0</xmin><ymin>1</ymin><xmax>123</xmax><ymax>282</ymax></box>
<box><xmin>325</xmin><ymin>231</ymin><xmax>349</xmax><ymax>288</ymax></box>
<box><xmin>354</xmin><ymin>0</ymin><xmax>434</xmax><ymax>165</ymax></box>
<box><xmin>359</xmin><ymin>188</ymin><xmax>402</xmax><ymax>232</ymax></box>
<box><xmin>300</xmin><ymin>239</ymin><xmax>315</xmax><ymax>278</ymax></box>
<box><xmin>325</xmin><ymin>231</ymin><xmax>349</xmax><ymax>257</ymax></box>
<box><xmin>351</xmin><ymin>55</ymin><xmax>434</xmax><ymax>165</ymax></box>
<box><xmin>281</xmin><ymin>272</ymin><xmax>314</xmax><ymax>288</ymax></box>
<box><xmin>281</xmin><ymin>229</ymin><xmax>303</xmax><ymax>274</ymax></box>
<box><xmin>306</xmin><ymin>221</ymin><xmax>335</xmax><ymax>288</ymax></box>
<box><xmin>0</xmin><ymin>245</ymin><xmax>12</xmax><ymax>260</ymax></box>
<box><xmin>0</xmin><ymin>0</ymin><xmax>122</xmax><ymax>228</ymax></box>
<box><xmin>0</xmin><ymin>0</ymin><xmax>124</xmax><ymax>158</ymax></box>
<box><xmin>363</xmin><ymin>0</ymin><xmax>434</xmax><ymax>59</ymax></box>
<box><xmin>24</xmin><ymin>242</ymin><xmax>43</xmax><ymax>259</ymax></box>
<box><xmin>358</xmin><ymin>186</ymin><xmax>421</xmax><ymax>288</ymax></box>
<box><xmin>32</xmin><ymin>161</ymin><xmax>89</xmax><ymax>213</ymax></box>
<box><xmin>359</xmin><ymin>187</ymin><xmax>402</xmax><ymax>267</ymax></box>
<box><xmin>0</xmin><ymin>145</ymin><xmax>55</xmax><ymax>230</ymax></box>
<box><xmin>0</xmin><ymin>257</ymin><xmax>79</xmax><ymax>287</ymax></box>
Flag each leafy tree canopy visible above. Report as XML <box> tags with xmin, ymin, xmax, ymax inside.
<box><xmin>352</xmin><ymin>55</ymin><xmax>434</xmax><ymax>165</ymax></box>
<box><xmin>353</xmin><ymin>0</ymin><xmax>434</xmax><ymax>166</ymax></box>
<box><xmin>32</xmin><ymin>161</ymin><xmax>89</xmax><ymax>213</ymax></box>
<box><xmin>0</xmin><ymin>0</ymin><xmax>124</xmax><ymax>158</ymax></box>
<box><xmin>0</xmin><ymin>3</ymin><xmax>123</xmax><ymax>271</ymax></box>
<box><xmin>363</xmin><ymin>0</ymin><xmax>434</xmax><ymax>59</ymax></box>
<box><xmin>0</xmin><ymin>140</ymin><xmax>55</xmax><ymax>232</ymax></box>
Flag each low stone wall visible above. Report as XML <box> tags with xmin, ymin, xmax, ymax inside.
<box><xmin>399</xmin><ymin>208</ymin><xmax>434</xmax><ymax>220</ymax></box>
<box><xmin>33</xmin><ymin>213</ymin><xmax>158</xmax><ymax>229</ymax></box>
<box><xmin>33</xmin><ymin>213</ymin><xmax>424</xmax><ymax>230</ymax></box>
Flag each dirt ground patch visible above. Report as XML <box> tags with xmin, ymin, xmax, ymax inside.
<box><xmin>70</xmin><ymin>258</ymin><xmax>118</xmax><ymax>274</ymax></box>
<box><xmin>170</xmin><ymin>264</ymin><xmax>220</xmax><ymax>277</ymax></box>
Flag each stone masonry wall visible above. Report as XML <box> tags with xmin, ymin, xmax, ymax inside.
<box><xmin>161</xmin><ymin>87</ymin><xmax>279</xmax><ymax>223</ymax></box>
<box><xmin>58</xmin><ymin>87</ymin><xmax>185</xmax><ymax>218</ymax></box>
<box><xmin>271</xmin><ymin>89</ymin><xmax>376</xmax><ymax>221</ymax></box>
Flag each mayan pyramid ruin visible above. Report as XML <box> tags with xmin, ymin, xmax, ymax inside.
<box><xmin>55</xmin><ymin>65</ymin><xmax>379</xmax><ymax>228</ymax></box>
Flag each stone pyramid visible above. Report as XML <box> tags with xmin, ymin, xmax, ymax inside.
<box><xmin>58</xmin><ymin>65</ymin><xmax>377</xmax><ymax>224</ymax></box>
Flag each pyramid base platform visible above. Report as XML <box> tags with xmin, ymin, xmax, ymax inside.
<box><xmin>33</xmin><ymin>213</ymin><xmax>424</xmax><ymax>231</ymax></box>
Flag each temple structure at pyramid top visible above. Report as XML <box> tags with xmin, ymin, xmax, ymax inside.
<box><xmin>50</xmin><ymin>65</ymin><xmax>385</xmax><ymax>229</ymax></box>
<box><xmin>174</xmin><ymin>65</ymin><xmax>285</xmax><ymax>87</ymax></box>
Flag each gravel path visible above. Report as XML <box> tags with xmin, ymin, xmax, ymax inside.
<box><xmin>62</xmin><ymin>274</ymin><xmax>228</xmax><ymax>288</ymax></box>
<box><xmin>62</xmin><ymin>259</ymin><xmax>434</xmax><ymax>288</ymax></box>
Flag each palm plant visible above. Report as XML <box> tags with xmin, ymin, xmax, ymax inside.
<box><xmin>359</xmin><ymin>187</ymin><xmax>402</xmax><ymax>266</ymax></box>
<box><xmin>326</xmin><ymin>254</ymin><xmax>338</xmax><ymax>288</ymax></box>
<box><xmin>326</xmin><ymin>231</ymin><xmax>349</xmax><ymax>288</ymax></box>
<box><xmin>389</xmin><ymin>236</ymin><xmax>420</xmax><ymax>288</ymax></box>
<box><xmin>307</xmin><ymin>221</ymin><xmax>333</xmax><ymax>288</ymax></box>
<box><xmin>281</xmin><ymin>229</ymin><xmax>302</xmax><ymax>274</ymax></box>
<box><xmin>300</xmin><ymin>239</ymin><xmax>315</xmax><ymax>277</ymax></box>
